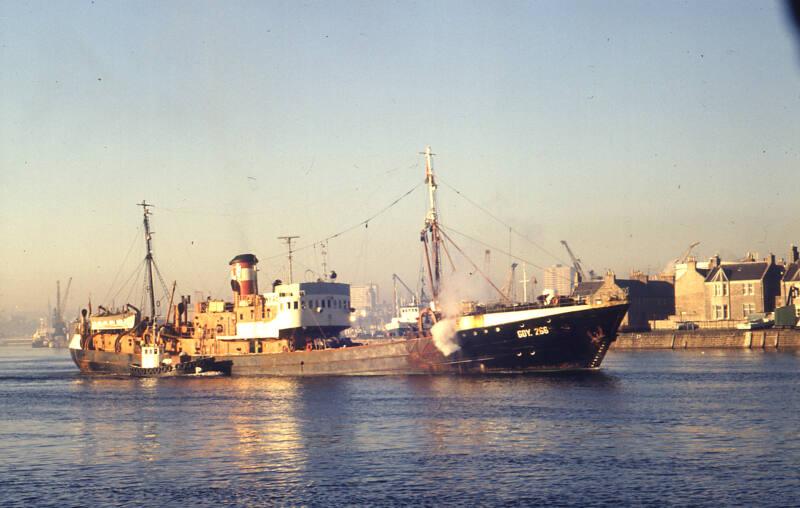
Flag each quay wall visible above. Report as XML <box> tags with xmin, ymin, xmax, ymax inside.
<box><xmin>612</xmin><ymin>329</ymin><xmax>800</xmax><ymax>349</ymax></box>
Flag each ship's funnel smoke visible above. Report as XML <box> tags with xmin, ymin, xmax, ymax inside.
<box><xmin>431</xmin><ymin>318</ymin><xmax>460</xmax><ymax>356</ymax></box>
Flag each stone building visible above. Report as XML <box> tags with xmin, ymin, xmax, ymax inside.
<box><xmin>704</xmin><ymin>255</ymin><xmax>783</xmax><ymax>321</ymax></box>
<box><xmin>674</xmin><ymin>258</ymin><xmax>710</xmax><ymax>322</ymax></box>
<box><xmin>573</xmin><ymin>270</ymin><xmax>674</xmax><ymax>331</ymax></box>
<box><xmin>780</xmin><ymin>245</ymin><xmax>800</xmax><ymax>306</ymax></box>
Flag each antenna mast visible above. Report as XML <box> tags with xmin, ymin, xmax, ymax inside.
<box><xmin>138</xmin><ymin>201</ymin><xmax>157</xmax><ymax>321</ymax></box>
<box><xmin>420</xmin><ymin>146</ymin><xmax>442</xmax><ymax>302</ymax></box>
<box><xmin>278</xmin><ymin>235</ymin><xmax>300</xmax><ymax>283</ymax></box>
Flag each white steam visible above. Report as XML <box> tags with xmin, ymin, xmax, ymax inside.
<box><xmin>431</xmin><ymin>318</ymin><xmax>460</xmax><ymax>356</ymax></box>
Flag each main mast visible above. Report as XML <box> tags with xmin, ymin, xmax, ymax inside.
<box><xmin>138</xmin><ymin>201</ymin><xmax>157</xmax><ymax>322</ymax></box>
<box><xmin>420</xmin><ymin>146</ymin><xmax>442</xmax><ymax>302</ymax></box>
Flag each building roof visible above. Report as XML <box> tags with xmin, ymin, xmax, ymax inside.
<box><xmin>784</xmin><ymin>262</ymin><xmax>800</xmax><ymax>282</ymax></box>
<box><xmin>572</xmin><ymin>280</ymin><xmax>604</xmax><ymax>297</ymax></box>
<box><xmin>705</xmin><ymin>262</ymin><xmax>768</xmax><ymax>282</ymax></box>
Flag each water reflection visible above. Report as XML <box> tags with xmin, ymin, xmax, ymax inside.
<box><xmin>4</xmin><ymin>346</ymin><xmax>800</xmax><ymax>506</ymax></box>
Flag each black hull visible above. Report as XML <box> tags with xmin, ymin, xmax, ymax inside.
<box><xmin>70</xmin><ymin>303</ymin><xmax>628</xmax><ymax>376</ymax></box>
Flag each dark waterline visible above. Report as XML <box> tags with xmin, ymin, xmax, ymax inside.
<box><xmin>1</xmin><ymin>346</ymin><xmax>799</xmax><ymax>507</ymax></box>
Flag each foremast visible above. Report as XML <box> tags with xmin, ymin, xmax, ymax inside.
<box><xmin>420</xmin><ymin>146</ymin><xmax>443</xmax><ymax>304</ymax></box>
<box><xmin>138</xmin><ymin>201</ymin><xmax>158</xmax><ymax>342</ymax></box>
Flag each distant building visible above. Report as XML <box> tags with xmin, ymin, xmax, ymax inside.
<box><xmin>350</xmin><ymin>284</ymin><xmax>378</xmax><ymax>311</ymax></box>
<box><xmin>704</xmin><ymin>254</ymin><xmax>783</xmax><ymax>321</ymax></box>
<box><xmin>543</xmin><ymin>264</ymin><xmax>574</xmax><ymax>297</ymax></box>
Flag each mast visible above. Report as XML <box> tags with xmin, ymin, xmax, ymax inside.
<box><xmin>420</xmin><ymin>145</ymin><xmax>442</xmax><ymax>302</ymax></box>
<box><xmin>278</xmin><ymin>235</ymin><xmax>300</xmax><ymax>284</ymax></box>
<box><xmin>138</xmin><ymin>201</ymin><xmax>157</xmax><ymax>322</ymax></box>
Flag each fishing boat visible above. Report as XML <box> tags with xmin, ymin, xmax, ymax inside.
<box><xmin>70</xmin><ymin>148</ymin><xmax>628</xmax><ymax>376</ymax></box>
<box><xmin>31</xmin><ymin>280</ymin><xmax>72</xmax><ymax>348</ymax></box>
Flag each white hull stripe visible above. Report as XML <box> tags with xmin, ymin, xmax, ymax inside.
<box><xmin>457</xmin><ymin>305</ymin><xmax>594</xmax><ymax>331</ymax></box>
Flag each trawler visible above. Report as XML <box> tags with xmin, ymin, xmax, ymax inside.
<box><xmin>70</xmin><ymin>148</ymin><xmax>628</xmax><ymax>376</ymax></box>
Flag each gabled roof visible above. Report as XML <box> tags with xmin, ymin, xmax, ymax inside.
<box><xmin>705</xmin><ymin>262</ymin><xmax>768</xmax><ymax>283</ymax></box>
<box><xmin>572</xmin><ymin>280</ymin><xmax>604</xmax><ymax>297</ymax></box>
<box><xmin>784</xmin><ymin>262</ymin><xmax>800</xmax><ymax>282</ymax></box>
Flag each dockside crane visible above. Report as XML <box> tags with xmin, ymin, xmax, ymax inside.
<box><xmin>501</xmin><ymin>262</ymin><xmax>519</xmax><ymax>303</ymax></box>
<box><xmin>560</xmin><ymin>240</ymin><xmax>587</xmax><ymax>284</ymax></box>
<box><xmin>61</xmin><ymin>277</ymin><xmax>72</xmax><ymax>321</ymax></box>
<box><xmin>392</xmin><ymin>273</ymin><xmax>418</xmax><ymax>316</ymax></box>
<box><xmin>664</xmin><ymin>241</ymin><xmax>701</xmax><ymax>276</ymax></box>
<box><xmin>676</xmin><ymin>242</ymin><xmax>700</xmax><ymax>264</ymax></box>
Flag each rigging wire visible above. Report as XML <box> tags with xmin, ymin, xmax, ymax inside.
<box><xmin>263</xmin><ymin>180</ymin><xmax>425</xmax><ymax>261</ymax></box>
<box><xmin>111</xmin><ymin>258</ymin><xmax>146</xmax><ymax>307</ymax></box>
<box><xmin>437</xmin><ymin>177</ymin><xmax>569</xmax><ymax>266</ymax></box>
<box><xmin>437</xmin><ymin>227</ymin><xmax>509</xmax><ymax>302</ymax></box>
<box><xmin>438</xmin><ymin>222</ymin><xmax>578</xmax><ymax>286</ymax></box>
<box><xmin>102</xmin><ymin>226</ymin><xmax>143</xmax><ymax>303</ymax></box>
<box><xmin>120</xmin><ymin>259</ymin><xmax>146</xmax><ymax>308</ymax></box>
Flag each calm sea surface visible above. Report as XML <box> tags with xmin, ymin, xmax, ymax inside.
<box><xmin>1</xmin><ymin>345</ymin><xmax>799</xmax><ymax>507</ymax></box>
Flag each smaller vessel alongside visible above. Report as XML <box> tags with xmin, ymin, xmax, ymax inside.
<box><xmin>128</xmin><ymin>345</ymin><xmax>231</xmax><ymax>377</ymax></box>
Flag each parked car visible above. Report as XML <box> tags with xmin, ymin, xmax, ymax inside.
<box><xmin>677</xmin><ymin>321</ymin><xmax>699</xmax><ymax>330</ymax></box>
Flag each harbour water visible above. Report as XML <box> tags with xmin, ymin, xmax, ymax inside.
<box><xmin>1</xmin><ymin>345</ymin><xmax>798</xmax><ymax>507</ymax></box>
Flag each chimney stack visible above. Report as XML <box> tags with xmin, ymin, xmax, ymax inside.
<box><xmin>791</xmin><ymin>244</ymin><xmax>799</xmax><ymax>263</ymax></box>
<box><xmin>229</xmin><ymin>254</ymin><xmax>259</xmax><ymax>298</ymax></box>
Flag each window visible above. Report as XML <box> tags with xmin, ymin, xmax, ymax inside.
<box><xmin>293</xmin><ymin>301</ymin><xmax>298</xmax><ymax>310</ymax></box>
<box><xmin>713</xmin><ymin>305</ymin><xmax>729</xmax><ymax>320</ymax></box>
<box><xmin>743</xmin><ymin>303</ymin><xmax>756</xmax><ymax>316</ymax></box>
<box><xmin>742</xmin><ymin>283</ymin><xmax>754</xmax><ymax>295</ymax></box>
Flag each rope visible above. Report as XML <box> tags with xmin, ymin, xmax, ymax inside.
<box><xmin>262</xmin><ymin>180</ymin><xmax>425</xmax><ymax>261</ymax></box>
<box><xmin>112</xmin><ymin>258</ymin><xmax>146</xmax><ymax>306</ymax></box>
<box><xmin>438</xmin><ymin>177</ymin><xmax>568</xmax><ymax>266</ymax></box>
<box><xmin>103</xmin><ymin>226</ymin><xmax>143</xmax><ymax>303</ymax></box>
<box><xmin>438</xmin><ymin>223</ymin><xmax>578</xmax><ymax>286</ymax></box>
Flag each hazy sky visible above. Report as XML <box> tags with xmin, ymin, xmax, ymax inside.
<box><xmin>2</xmin><ymin>0</ymin><xmax>799</xmax><ymax>315</ymax></box>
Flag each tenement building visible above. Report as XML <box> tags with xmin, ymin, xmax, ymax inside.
<box><xmin>674</xmin><ymin>258</ymin><xmax>710</xmax><ymax>322</ymax></box>
<box><xmin>704</xmin><ymin>254</ymin><xmax>783</xmax><ymax>321</ymax></box>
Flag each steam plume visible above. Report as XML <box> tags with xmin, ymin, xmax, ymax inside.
<box><xmin>431</xmin><ymin>318</ymin><xmax>460</xmax><ymax>356</ymax></box>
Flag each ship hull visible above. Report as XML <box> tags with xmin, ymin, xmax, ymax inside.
<box><xmin>70</xmin><ymin>303</ymin><xmax>627</xmax><ymax>376</ymax></box>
